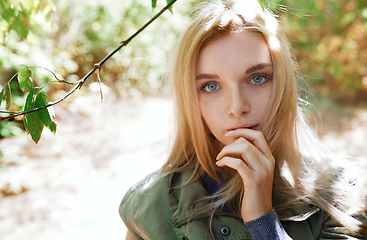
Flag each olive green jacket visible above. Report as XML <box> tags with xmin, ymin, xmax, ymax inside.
<box><xmin>119</xmin><ymin>170</ymin><xmax>365</xmax><ymax>240</ymax></box>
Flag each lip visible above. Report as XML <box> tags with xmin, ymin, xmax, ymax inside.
<box><xmin>227</xmin><ymin>124</ymin><xmax>259</xmax><ymax>131</ymax></box>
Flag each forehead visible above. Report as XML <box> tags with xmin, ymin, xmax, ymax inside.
<box><xmin>197</xmin><ymin>31</ymin><xmax>271</xmax><ymax>73</ymax></box>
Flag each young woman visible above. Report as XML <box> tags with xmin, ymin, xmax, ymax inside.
<box><xmin>119</xmin><ymin>0</ymin><xmax>367</xmax><ymax>239</ymax></box>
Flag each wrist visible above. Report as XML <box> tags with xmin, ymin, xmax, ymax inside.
<box><xmin>241</xmin><ymin>192</ymin><xmax>273</xmax><ymax>222</ymax></box>
<box><xmin>242</xmin><ymin>205</ymin><xmax>273</xmax><ymax>222</ymax></box>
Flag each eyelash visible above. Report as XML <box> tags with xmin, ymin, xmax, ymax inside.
<box><xmin>200</xmin><ymin>82</ymin><xmax>219</xmax><ymax>93</ymax></box>
<box><xmin>199</xmin><ymin>74</ymin><xmax>271</xmax><ymax>93</ymax></box>
<box><xmin>249</xmin><ymin>74</ymin><xmax>271</xmax><ymax>85</ymax></box>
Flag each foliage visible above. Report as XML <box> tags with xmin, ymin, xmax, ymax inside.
<box><xmin>277</xmin><ymin>0</ymin><xmax>367</xmax><ymax>104</ymax></box>
<box><xmin>0</xmin><ymin>0</ymin><xmax>55</xmax><ymax>44</ymax></box>
<box><xmin>0</xmin><ymin>0</ymin><xmax>186</xmax><ymax>142</ymax></box>
<box><xmin>1</xmin><ymin>0</ymin><xmax>366</xmax><ymax>143</ymax></box>
<box><xmin>1</xmin><ymin>67</ymin><xmax>58</xmax><ymax>143</ymax></box>
<box><xmin>0</xmin><ymin>0</ymin><xmax>56</xmax><ymax>138</ymax></box>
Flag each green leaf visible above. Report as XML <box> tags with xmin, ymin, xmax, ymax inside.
<box><xmin>48</xmin><ymin>121</ymin><xmax>57</xmax><ymax>134</ymax></box>
<box><xmin>27</xmin><ymin>111</ymin><xmax>44</xmax><ymax>143</ymax></box>
<box><xmin>18</xmin><ymin>68</ymin><xmax>34</xmax><ymax>92</ymax></box>
<box><xmin>0</xmin><ymin>1</ymin><xmax>5</xmax><ymax>10</ymax></box>
<box><xmin>2</xmin><ymin>8</ymin><xmax>15</xmax><ymax>22</ymax></box>
<box><xmin>23</xmin><ymin>87</ymin><xmax>34</xmax><ymax>131</ymax></box>
<box><xmin>151</xmin><ymin>0</ymin><xmax>157</xmax><ymax>11</ymax></box>
<box><xmin>166</xmin><ymin>0</ymin><xmax>173</xmax><ymax>13</ymax></box>
<box><xmin>35</xmin><ymin>91</ymin><xmax>57</xmax><ymax>134</ymax></box>
<box><xmin>11</xmin><ymin>14</ymin><xmax>29</xmax><ymax>40</ymax></box>
<box><xmin>4</xmin><ymin>83</ymin><xmax>11</xmax><ymax>110</ymax></box>
<box><xmin>24</xmin><ymin>89</ymin><xmax>44</xmax><ymax>143</ymax></box>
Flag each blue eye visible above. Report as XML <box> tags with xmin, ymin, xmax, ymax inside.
<box><xmin>201</xmin><ymin>83</ymin><xmax>219</xmax><ymax>92</ymax></box>
<box><xmin>250</xmin><ymin>74</ymin><xmax>269</xmax><ymax>84</ymax></box>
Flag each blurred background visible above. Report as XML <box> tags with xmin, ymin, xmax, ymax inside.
<box><xmin>0</xmin><ymin>0</ymin><xmax>366</xmax><ymax>239</ymax></box>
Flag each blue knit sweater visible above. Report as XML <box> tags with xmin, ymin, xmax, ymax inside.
<box><xmin>202</xmin><ymin>173</ymin><xmax>292</xmax><ymax>240</ymax></box>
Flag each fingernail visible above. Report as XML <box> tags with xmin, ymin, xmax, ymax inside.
<box><xmin>225</xmin><ymin>130</ymin><xmax>234</xmax><ymax>136</ymax></box>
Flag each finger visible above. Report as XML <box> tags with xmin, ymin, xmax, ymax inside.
<box><xmin>217</xmin><ymin>138</ymin><xmax>265</xmax><ymax>173</ymax></box>
<box><xmin>216</xmin><ymin>156</ymin><xmax>255</xmax><ymax>183</ymax></box>
<box><xmin>219</xmin><ymin>136</ymin><xmax>275</xmax><ymax>173</ymax></box>
<box><xmin>225</xmin><ymin>129</ymin><xmax>273</xmax><ymax>160</ymax></box>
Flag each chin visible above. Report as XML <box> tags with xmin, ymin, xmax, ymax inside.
<box><xmin>216</xmin><ymin>138</ymin><xmax>233</xmax><ymax>147</ymax></box>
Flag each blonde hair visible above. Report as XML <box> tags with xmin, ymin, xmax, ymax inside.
<box><xmin>161</xmin><ymin>0</ymin><xmax>366</xmax><ymax>233</ymax></box>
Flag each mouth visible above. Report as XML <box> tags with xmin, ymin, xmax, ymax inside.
<box><xmin>228</xmin><ymin>124</ymin><xmax>259</xmax><ymax>131</ymax></box>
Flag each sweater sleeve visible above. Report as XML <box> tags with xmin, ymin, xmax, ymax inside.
<box><xmin>243</xmin><ymin>208</ymin><xmax>293</xmax><ymax>240</ymax></box>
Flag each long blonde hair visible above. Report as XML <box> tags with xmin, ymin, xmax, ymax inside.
<box><xmin>161</xmin><ymin>0</ymin><xmax>366</xmax><ymax>233</ymax></box>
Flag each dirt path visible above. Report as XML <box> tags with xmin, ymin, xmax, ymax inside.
<box><xmin>0</xmin><ymin>92</ymin><xmax>173</xmax><ymax>239</ymax></box>
<box><xmin>0</xmin><ymin>92</ymin><xmax>366</xmax><ymax>239</ymax></box>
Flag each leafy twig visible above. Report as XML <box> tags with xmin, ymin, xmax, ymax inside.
<box><xmin>0</xmin><ymin>0</ymin><xmax>177</xmax><ymax>122</ymax></box>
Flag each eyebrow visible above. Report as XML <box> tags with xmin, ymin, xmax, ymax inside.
<box><xmin>196</xmin><ymin>63</ymin><xmax>273</xmax><ymax>80</ymax></box>
<box><xmin>196</xmin><ymin>73</ymin><xmax>219</xmax><ymax>80</ymax></box>
<box><xmin>245</xmin><ymin>63</ymin><xmax>273</xmax><ymax>74</ymax></box>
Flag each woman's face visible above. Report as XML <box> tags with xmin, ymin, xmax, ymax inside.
<box><xmin>196</xmin><ymin>30</ymin><xmax>273</xmax><ymax>147</ymax></box>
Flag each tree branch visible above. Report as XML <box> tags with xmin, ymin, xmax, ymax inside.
<box><xmin>0</xmin><ymin>0</ymin><xmax>177</xmax><ymax>122</ymax></box>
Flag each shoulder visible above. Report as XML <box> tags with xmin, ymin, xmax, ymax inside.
<box><xmin>119</xmin><ymin>170</ymin><xmax>203</xmax><ymax>219</ymax></box>
<box><xmin>119</xmin><ymin>169</ymin><xmax>216</xmax><ymax>239</ymax></box>
<box><xmin>119</xmin><ymin>169</ymin><xmax>197</xmax><ymax>211</ymax></box>
<box><xmin>119</xmin><ymin>172</ymin><xmax>177</xmax><ymax>239</ymax></box>
<box><xmin>119</xmin><ymin>172</ymin><xmax>172</xmax><ymax>220</ymax></box>
<box><xmin>121</xmin><ymin>173</ymin><xmax>170</xmax><ymax>201</ymax></box>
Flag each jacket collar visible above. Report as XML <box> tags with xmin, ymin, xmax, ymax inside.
<box><xmin>169</xmin><ymin>170</ymin><xmax>321</xmax><ymax>226</ymax></box>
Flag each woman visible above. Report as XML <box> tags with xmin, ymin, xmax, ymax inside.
<box><xmin>119</xmin><ymin>0</ymin><xmax>367</xmax><ymax>239</ymax></box>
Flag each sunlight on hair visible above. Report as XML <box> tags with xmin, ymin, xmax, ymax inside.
<box><xmin>220</xmin><ymin>11</ymin><xmax>239</xmax><ymax>28</ymax></box>
<box><xmin>264</xmin><ymin>11</ymin><xmax>278</xmax><ymax>34</ymax></box>
<box><xmin>268</xmin><ymin>35</ymin><xmax>281</xmax><ymax>51</ymax></box>
<box><xmin>281</xmin><ymin>161</ymin><xmax>295</xmax><ymax>187</ymax></box>
<box><xmin>235</xmin><ymin>0</ymin><xmax>259</xmax><ymax>22</ymax></box>
<box><xmin>264</xmin><ymin>11</ymin><xmax>280</xmax><ymax>51</ymax></box>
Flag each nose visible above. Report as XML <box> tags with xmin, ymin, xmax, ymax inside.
<box><xmin>227</xmin><ymin>87</ymin><xmax>250</xmax><ymax>117</ymax></box>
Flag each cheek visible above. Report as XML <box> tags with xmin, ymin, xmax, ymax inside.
<box><xmin>257</xmin><ymin>87</ymin><xmax>273</xmax><ymax>118</ymax></box>
<box><xmin>199</xmin><ymin>98</ymin><xmax>218</xmax><ymax>130</ymax></box>
<box><xmin>199</xmin><ymin>104</ymin><xmax>212</xmax><ymax>127</ymax></box>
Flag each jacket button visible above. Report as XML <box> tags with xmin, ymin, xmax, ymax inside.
<box><xmin>182</xmin><ymin>237</ymin><xmax>188</xmax><ymax>240</ymax></box>
<box><xmin>221</xmin><ymin>226</ymin><xmax>230</xmax><ymax>236</ymax></box>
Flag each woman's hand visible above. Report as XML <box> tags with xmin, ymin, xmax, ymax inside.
<box><xmin>216</xmin><ymin>129</ymin><xmax>275</xmax><ymax>222</ymax></box>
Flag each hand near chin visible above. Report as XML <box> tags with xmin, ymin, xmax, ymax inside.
<box><xmin>216</xmin><ymin>129</ymin><xmax>275</xmax><ymax>222</ymax></box>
